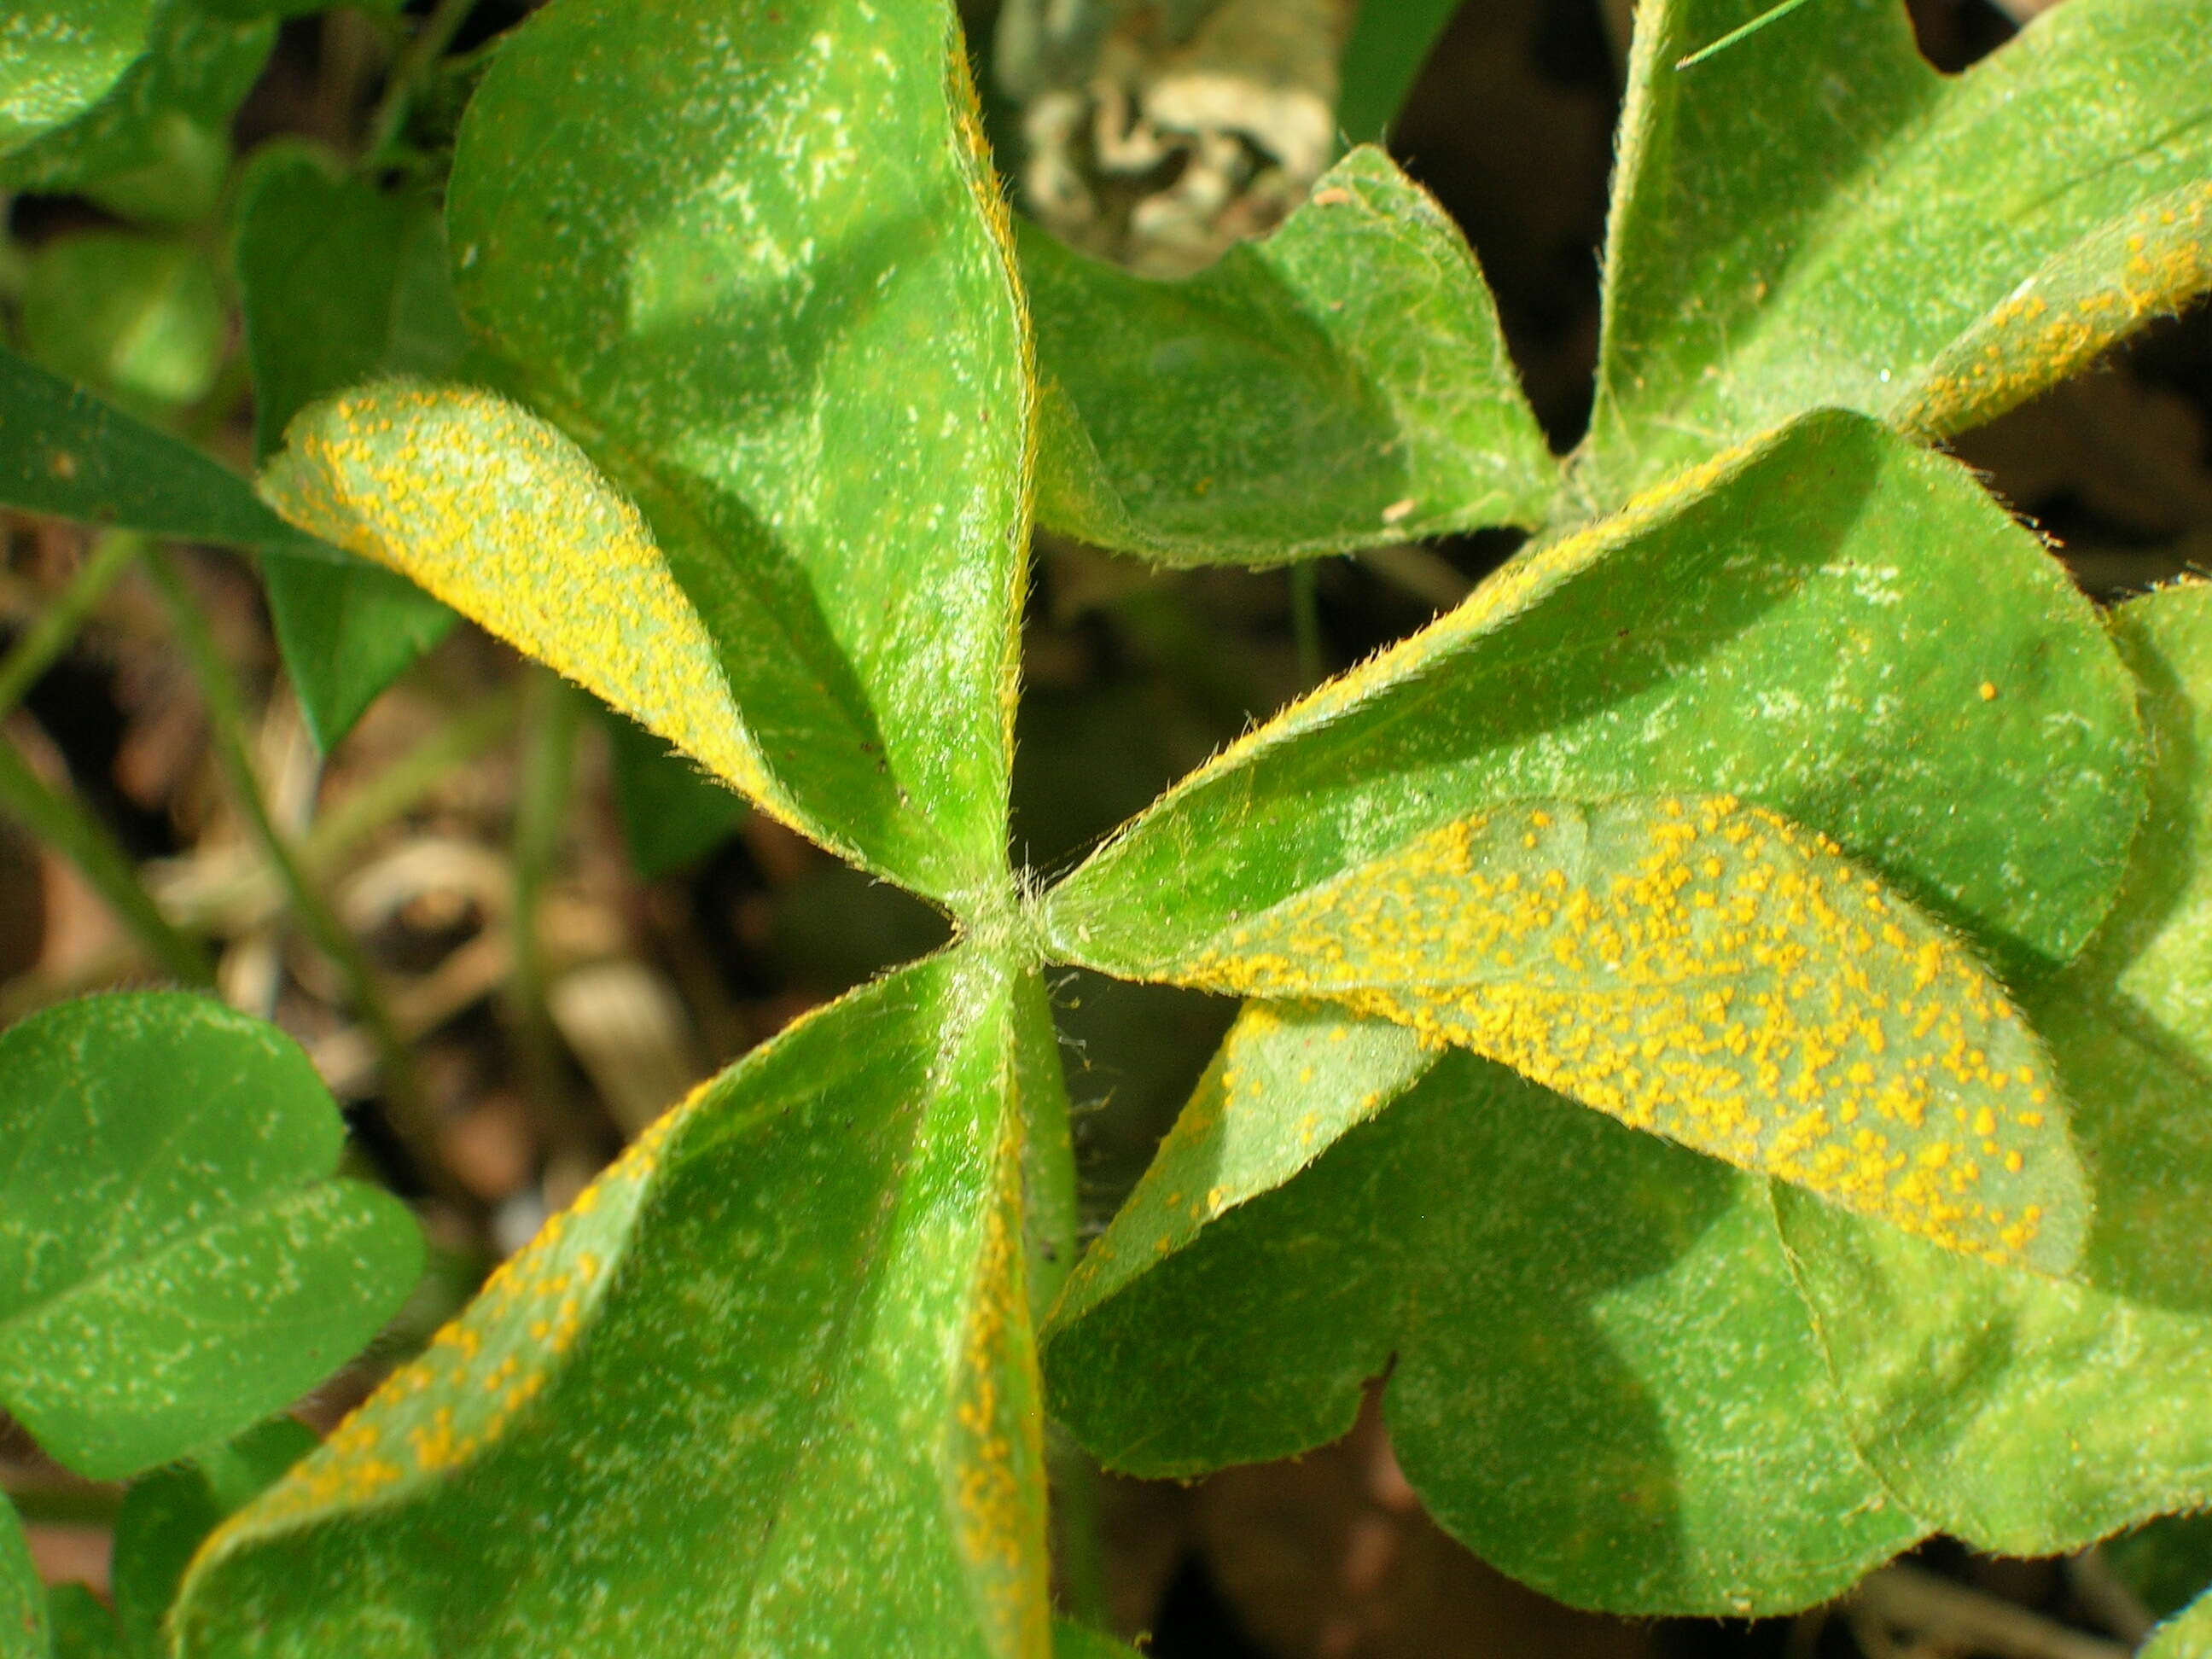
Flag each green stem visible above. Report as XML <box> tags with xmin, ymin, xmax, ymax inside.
<box><xmin>507</xmin><ymin>666</ymin><xmax>579</xmax><ymax>1135</ymax></box>
<box><xmin>1289</xmin><ymin>559</ymin><xmax>1324</xmax><ymax>686</ymax></box>
<box><xmin>146</xmin><ymin>551</ymin><xmax>420</xmax><ymax>1112</ymax></box>
<box><xmin>1675</xmin><ymin>0</ymin><xmax>1820</xmax><ymax>68</ymax></box>
<box><xmin>0</xmin><ymin>738</ymin><xmax>214</xmax><ymax>986</ymax></box>
<box><xmin>0</xmin><ymin>531</ymin><xmax>144</xmax><ymax>723</ymax></box>
<box><xmin>361</xmin><ymin>0</ymin><xmax>480</xmax><ymax>165</ymax></box>
<box><xmin>1011</xmin><ymin>972</ymin><xmax>1107</xmax><ymax>1627</ymax></box>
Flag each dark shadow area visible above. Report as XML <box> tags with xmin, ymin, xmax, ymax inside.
<box><xmin>1149</xmin><ymin>1552</ymin><xmax>1278</xmax><ymax>1659</ymax></box>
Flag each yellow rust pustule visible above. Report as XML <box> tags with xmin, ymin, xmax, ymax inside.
<box><xmin>261</xmin><ymin>381</ymin><xmax>795</xmax><ymax>828</ymax></box>
<box><xmin>1173</xmin><ymin>795</ymin><xmax>2082</xmax><ymax>1270</ymax></box>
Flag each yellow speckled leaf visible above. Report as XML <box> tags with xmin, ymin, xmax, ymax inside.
<box><xmin>1777</xmin><ymin>582</ymin><xmax>2212</xmax><ymax>1556</ymax></box>
<box><xmin>444</xmin><ymin>0</ymin><xmax>1030</xmax><ymax>907</ymax></box>
<box><xmin>1583</xmin><ymin>0</ymin><xmax>2212</xmax><ymax>504</ymax></box>
<box><xmin>1897</xmin><ymin>181</ymin><xmax>2212</xmax><ymax>439</ymax></box>
<box><xmin>261</xmin><ymin>381</ymin><xmax>800</xmax><ymax>839</ymax></box>
<box><xmin>1162</xmin><ymin>795</ymin><xmax>2084</xmax><ymax>1271</ymax></box>
<box><xmin>172</xmin><ymin>951</ymin><xmax>1054</xmax><ymax>1658</ymax></box>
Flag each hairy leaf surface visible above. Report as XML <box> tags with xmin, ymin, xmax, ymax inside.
<box><xmin>1581</xmin><ymin>0</ymin><xmax>2212</xmax><ymax>504</ymax></box>
<box><xmin>0</xmin><ymin>993</ymin><xmax>422</xmax><ymax>1481</ymax></box>
<box><xmin>1027</xmin><ymin>147</ymin><xmax>1555</xmax><ymax>565</ymax></box>
<box><xmin>441</xmin><ymin>0</ymin><xmax>1031</xmax><ymax>905</ymax></box>
<box><xmin>1783</xmin><ymin>582</ymin><xmax>2212</xmax><ymax>1552</ymax></box>
<box><xmin>1045</xmin><ymin>1004</ymin><xmax>1922</xmax><ymax>1614</ymax></box>
<box><xmin>262</xmin><ymin>382</ymin><xmax>803</xmax><ymax>839</ymax></box>
<box><xmin>236</xmin><ymin>144</ymin><xmax>468</xmax><ymax>747</ymax></box>
<box><xmin>1144</xmin><ymin>795</ymin><xmax>2081</xmax><ymax>1265</ymax></box>
<box><xmin>173</xmin><ymin>952</ymin><xmax>1055</xmax><ymax>1659</ymax></box>
<box><xmin>1048</xmin><ymin>413</ymin><xmax>2141</xmax><ymax>1007</ymax></box>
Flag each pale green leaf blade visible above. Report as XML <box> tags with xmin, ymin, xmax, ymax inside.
<box><xmin>172</xmin><ymin>952</ymin><xmax>1054</xmax><ymax>1658</ymax></box>
<box><xmin>1779</xmin><ymin>583</ymin><xmax>2212</xmax><ymax>1553</ymax></box>
<box><xmin>1335</xmin><ymin>0</ymin><xmax>1462</xmax><ymax>148</ymax></box>
<box><xmin>1047</xmin><ymin>1006</ymin><xmax>1420</xmax><ymax>1473</ymax></box>
<box><xmin>0</xmin><ymin>0</ymin><xmax>159</xmax><ymax>160</ymax></box>
<box><xmin>2145</xmin><ymin>1591</ymin><xmax>2212</xmax><ymax>1659</ymax></box>
<box><xmin>1</xmin><ymin>1498</ymin><xmax>43</xmax><ymax>1659</ymax></box>
<box><xmin>0</xmin><ymin>992</ymin><xmax>423</xmax><ymax>1481</ymax></box>
<box><xmin>235</xmin><ymin>143</ymin><xmax>468</xmax><ymax>748</ymax></box>
<box><xmin>260</xmin><ymin>381</ymin><xmax>807</xmax><ymax>842</ymax></box>
<box><xmin>1048</xmin><ymin>411</ymin><xmax>2143</xmax><ymax>990</ymax></box>
<box><xmin>2082</xmin><ymin>583</ymin><xmax>2212</xmax><ymax>1062</ymax></box>
<box><xmin>0</xmin><ymin>0</ymin><xmax>273</xmax><ymax>225</ymax></box>
<box><xmin>445</xmin><ymin>0</ymin><xmax>1031</xmax><ymax>903</ymax></box>
<box><xmin>1580</xmin><ymin>0</ymin><xmax>2212</xmax><ymax>504</ymax></box>
<box><xmin>1046</xmin><ymin>1005</ymin><xmax>1922</xmax><ymax>1615</ymax></box>
<box><xmin>19</xmin><ymin>232</ymin><xmax>222</xmax><ymax>411</ymax></box>
<box><xmin>1027</xmin><ymin>146</ymin><xmax>1555</xmax><ymax>566</ymax></box>
<box><xmin>1778</xmin><ymin>1178</ymin><xmax>2212</xmax><ymax>1555</ymax></box>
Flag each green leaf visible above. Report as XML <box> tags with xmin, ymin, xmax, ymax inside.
<box><xmin>235</xmin><ymin>144</ymin><xmax>471</xmax><ymax>461</ymax></box>
<box><xmin>1779</xmin><ymin>582</ymin><xmax>2212</xmax><ymax>1554</ymax></box>
<box><xmin>172</xmin><ymin>952</ymin><xmax>1055</xmax><ymax>1658</ymax></box>
<box><xmin>1</xmin><ymin>1498</ymin><xmax>44</xmax><ymax>1659</ymax></box>
<box><xmin>1781</xmin><ymin>1181</ymin><xmax>2212</xmax><ymax>1555</ymax></box>
<box><xmin>43</xmin><ymin>1589</ymin><xmax>121</xmax><ymax>1659</ymax></box>
<box><xmin>0</xmin><ymin>344</ymin><xmax>341</xmax><ymax>562</ymax></box>
<box><xmin>2146</xmin><ymin>1590</ymin><xmax>2212</xmax><ymax>1659</ymax></box>
<box><xmin>1025</xmin><ymin>146</ymin><xmax>1554</xmax><ymax>566</ymax></box>
<box><xmin>0</xmin><ymin>0</ymin><xmax>160</xmax><ymax>158</ymax></box>
<box><xmin>111</xmin><ymin>1417</ymin><xmax>317</xmax><ymax>1655</ymax></box>
<box><xmin>1334</xmin><ymin>0</ymin><xmax>1461</xmax><ymax>148</ymax></box>
<box><xmin>1045</xmin><ymin>1004</ymin><xmax>1922</xmax><ymax>1615</ymax></box>
<box><xmin>1580</xmin><ymin>0</ymin><xmax>2212</xmax><ymax>505</ymax></box>
<box><xmin>259</xmin><ymin>562</ymin><xmax>457</xmax><ymax>754</ymax></box>
<box><xmin>438</xmin><ymin>0</ymin><xmax>1031</xmax><ymax>906</ymax></box>
<box><xmin>1048</xmin><ymin>411</ymin><xmax>2141</xmax><ymax>1004</ymax></box>
<box><xmin>0</xmin><ymin>0</ymin><xmax>273</xmax><ymax>225</ymax></box>
<box><xmin>197</xmin><ymin>0</ymin><xmax>396</xmax><ymax>19</ymax></box>
<box><xmin>2108</xmin><ymin>1514</ymin><xmax>2212</xmax><ymax>1623</ymax></box>
<box><xmin>601</xmin><ymin>709</ymin><xmax>747</xmax><ymax>878</ymax></box>
<box><xmin>19</xmin><ymin>231</ymin><xmax>224</xmax><ymax>410</ymax></box>
<box><xmin>235</xmin><ymin>143</ymin><xmax>469</xmax><ymax>748</ymax></box>
<box><xmin>0</xmin><ymin>992</ymin><xmax>423</xmax><ymax>1481</ymax></box>
<box><xmin>1052</xmin><ymin>1619</ymin><xmax>1140</xmax><ymax>1659</ymax></box>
